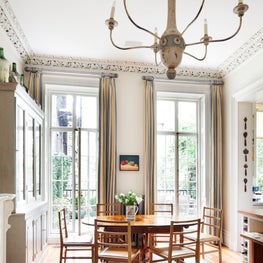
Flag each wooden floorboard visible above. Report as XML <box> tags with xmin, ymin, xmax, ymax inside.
<box><xmin>43</xmin><ymin>244</ymin><xmax>241</xmax><ymax>262</ymax></box>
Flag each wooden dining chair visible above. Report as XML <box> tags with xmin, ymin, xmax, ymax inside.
<box><xmin>148</xmin><ymin>203</ymin><xmax>174</xmax><ymax>246</ymax></box>
<box><xmin>201</xmin><ymin>207</ymin><xmax>223</xmax><ymax>262</ymax></box>
<box><xmin>149</xmin><ymin>202</ymin><xmax>174</xmax><ymax>215</ymax></box>
<box><xmin>149</xmin><ymin>218</ymin><xmax>201</xmax><ymax>263</ymax></box>
<box><xmin>186</xmin><ymin>207</ymin><xmax>223</xmax><ymax>262</ymax></box>
<box><xmin>96</xmin><ymin>202</ymin><xmax>121</xmax><ymax>216</ymax></box>
<box><xmin>94</xmin><ymin>218</ymin><xmax>140</xmax><ymax>263</ymax></box>
<box><xmin>58</xmin><ymin>208</ymin><xmax>94</xmax><ymax>263</ymax></box>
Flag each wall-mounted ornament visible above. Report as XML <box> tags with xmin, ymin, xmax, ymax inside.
<box><xmin>243</xmin><ymin>148</ymin><xmax>249</xmax><ymax>162</ymax></box>
<box><xmin>244</xmin><ymin>117</ymin><xmax>247</xmax><ymax>130</ymax></box>
<box><xmin>243</xmin><ymin>131</ymin><xmax>247</xmax><ymax>146</ymax></box>
<box><xmin>244</xmin><ymin>178</ymin><xmax>247</xmax><ymax>192</ymax></box>
<box><xmin>244</xmin><ymin>164</ymin><xmax>248</xmax><ymax>176</ymax></box>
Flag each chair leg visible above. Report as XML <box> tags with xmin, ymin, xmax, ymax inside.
<box><xmin>64</xmin><ymin>247</ymin><xmax>67</xmax><ymax>263</ymax></box>
<box><xmin>201</xmin><ymin>243</ymin><xmax>205</xmax><ymax>259</ymax></box>
<box><xmin>219</xmin><ymin>242</ymin><xmax>222</xmax><ymax>263</ymax></box>
<box><xmin>59</xmin><ymin>246</ymin><xmax>63</xmax><ymax>263</ymax></box>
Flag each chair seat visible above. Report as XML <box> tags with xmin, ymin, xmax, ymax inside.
<box><xmin>151</xmin><ymin>245</ymin><xmax>196</xmax><ymax>258</ymax></box>
<box><xmin>99</xmin><ymin>247</ymin><xmax>140</xmax><ymax>260</ymax></box>
<box><xmin>186</xmin><ymin>232</ymin><xmax>220</xmax><ymax>243</ymax></box>
<box><xmin>199</xmin><ymin>232</ymin><xmax>220</xmax><ymax>243</ymax></box>
<box><xmin>64</xmin><ymin>233</ymin><xmax>93</xmax><ymax>246</ymax></box>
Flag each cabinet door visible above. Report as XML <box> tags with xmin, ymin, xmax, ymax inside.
<box><xmin>26</xmin><ymin>115</ymin><xmax>34</xmax><ymax>200</ymax></box>
<box><xmin>35</xmin><ymin>120</ymin><xmax>42</xmax><ymax>197</ymax></box>
<box><xmin>26</xmin><ymin>220</ymin><xmax>34</xmax><ymax>263</ymax></box>
<box><xmin>16</xmin><ymin>106</ymin><xmax>25</xmax><ymax>202</ymax></box>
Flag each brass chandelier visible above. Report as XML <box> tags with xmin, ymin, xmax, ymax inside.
<box><xmin>105</xmin><ymin>0</ymin><xmax>249</xmax><ymax>79</ymax></box>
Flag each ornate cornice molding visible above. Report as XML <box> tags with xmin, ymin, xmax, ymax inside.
<box><xmin>25</xmin><ymin>55</ymin><xmax>222</xmax><ymax>80</ymax></box>
<box><xmin>0</xmin><ymin>1</ymin><xmax>32</xmax><ymax>58</ymax></box>
<box><xmin>1</xmin><ymin>0</ymin><xmax>262</xmax><ymax>80</ymax></box>
<box><xmin>218</xmin><ymin>28</ymin><xmax>263</xmax><ymax>76</ymax></box>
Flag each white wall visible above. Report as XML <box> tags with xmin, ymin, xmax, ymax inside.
<box><xmin>223</xmin><ymin>49</ymin><xmax>263</xmax><ymax>250</ymax></box>
<box><xmin>115</xmin><ymin>72</ymin><xmax>145</xmax><ymax>196</ymax></box>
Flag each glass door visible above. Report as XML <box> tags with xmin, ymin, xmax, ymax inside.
<box><xmin>50</xmin><ymin>92</ymin><xmax>99</xmax><ymax>235</ymax></box>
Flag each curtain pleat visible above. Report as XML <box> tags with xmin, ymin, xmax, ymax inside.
<box><xmin>211</xmin><ymin>84</ymin><xmax>223</xmax><ymax>209</ymax></box>
<box><xmin>144</xmin><ymin>77</ymin><xmax>156</xmax><ymax>213</ymax></box>
<box><xmin>28</xmin><ymin>71</ymin><xmax>41</xmax><ymax>105</ymax></box>
<box><xmin>98</xmin><ymin>75</ymin><xmax>117</xmax><ymax>204</ymax></box>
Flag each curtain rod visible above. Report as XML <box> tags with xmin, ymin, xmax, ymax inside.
<box><xmin>142</xmin><ymin>75</ymin><xmax>224</xmax><ymax>85</ymax></box>
<box><xmin>24</xmin><ymin>66</ymin><xmax>118</xmax><ymax>78</ymax></box>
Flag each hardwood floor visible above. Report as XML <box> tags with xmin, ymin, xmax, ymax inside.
<box><xmin>43</xmin><ymin>244</ymin><xmax>241</xmax><ymax>262</ymax></box>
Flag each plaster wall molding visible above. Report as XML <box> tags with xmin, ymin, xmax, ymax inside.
<box><xmin>25</xmin><ymin>56</ymin><xmax>222</xmax><ymax>80</ymax></box>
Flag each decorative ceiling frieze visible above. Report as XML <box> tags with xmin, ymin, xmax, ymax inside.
<box><xmin>1</xmin><ymin>0</ymin><xmax>262</xmax><ymax>80</ymax></box>
<box><xmin>25</xmin><ymin>55</ymin><xmax>222</xmax><ymax>80</ymax></box>
<box><xmin>218</xmin><ymin>28</ymin><xmax>263</xmax><ymax>76</ymax></box>
<box><xmin>0</xmin><ymin>1</ymin><xmax>32</xmax><ymax>58</ymax></box>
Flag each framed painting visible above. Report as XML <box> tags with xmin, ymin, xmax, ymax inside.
<box><xmin>119</xmin><ymin>155</ymin><xmax>139</xmax><ymax>171</ymax></box>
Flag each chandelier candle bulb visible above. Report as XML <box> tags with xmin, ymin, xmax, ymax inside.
<box><xmin>204</xmin><ymin>19</ymin><xmax>208</xmax><ymax>35</ymax></box>
<box><xmin>154</xmin><ymin>27</ymin><xmax>158</xmax><ymax>43</ymax></box>
<box><xmin>110</xmin><ymin>1</ymin><xmax>116</xmax><ymax>18</ymax></box>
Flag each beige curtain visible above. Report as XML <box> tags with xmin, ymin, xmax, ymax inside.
<box><xmin>98</xmin><ymin>74</ymin><xmax>118</xmax><ymax>204</ymax></box>
<box><xmin>143</xmin><ymin>76</ymin><xmax>156</xmax><ymax>213</ymax></box>
<box><xmin>211</xmin><ymin>84</ymin><xmax>223</xmax><ymax>209</ymax></box>
<box><xmin>28</xmin><ymin>71</ymin><xmax>41</xmax><ymax>105</ymax></box>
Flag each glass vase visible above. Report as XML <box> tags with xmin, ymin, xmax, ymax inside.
<box><xmin>125</xmin><ymin>205</ymin><xmax>138</xmax><ymax>221</ymax></box>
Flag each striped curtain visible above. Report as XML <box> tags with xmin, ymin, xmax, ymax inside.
<box><xmin>211</xmin><ymin>84</ymin><xmax>223</xmax><ymax>209</ymax></box>
<box><xmin>98</xmin><ymin>74</ymin><xmax>118</xmax><ymax>204</ymax></box>
<box><xmin>143</xmin><ymin>76</ymin><xmax>156</xmax><ymax>213</ymax></box>
<box><xmin>28</xmin><ymin>71</ymin><xmax>41</xmax><ymax>104</ymax></box>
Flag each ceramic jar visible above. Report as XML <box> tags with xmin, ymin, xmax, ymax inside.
<box><xmin>0</xmin><ymin>47</ymin><xmax>9</xmax><ymax>83</ymax></box>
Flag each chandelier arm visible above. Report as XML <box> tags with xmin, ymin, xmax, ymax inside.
<box><xmin>184</xmin><ymin>45</ymin><xmax>208</xmax><ymax>61</ymax></box>
<box><xmin>181</xmin><ymin>0</ymin><xmax>205</xmax><ymax>36</ymax></box>
<box><xmin>186</xmin><ymin>17</ymin><xmax>243</xmax><ymax>47</ymax></box>
<box><xmin>123</xmin><ymin>0</ymin><xmax>161</xmax><ymax>40</ymax></box>
<box><xmin>109</xmin><ymin>30</ymin><xmax>154</xmax><ymax>50</ymax></box>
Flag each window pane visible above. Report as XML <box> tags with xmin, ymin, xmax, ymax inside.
<box><xmin>178</xmin><ymin>101</ymin><xmax>196</xmax><ymax>132</ymax></box>
<box><xmin>51</xmin><ymin>131</ymin><xmax>73</xmax><ymax>230</ymax></box>
<box><xmin>178</xmin><ymin>135</ymin><xmax>197</xmax><ymax>215</ymax></box>
<box><xmin>157</xmin><ymin>100</ymin><xmax>175</xmax><ymax>131</ymax></box>
<box><xmin>156</xmin><ymin>134</ymin><xmax>175</xmax><ymax>203</ymax></box>
<box><xmin>52</xmin><ymin>95</ymin><xmax>73</xmax><ymax>127</ymax></box>
<box><xmin>76</xmin><ymin>96</ymin><xmax>97</xmax><ymax>129</ymax></box>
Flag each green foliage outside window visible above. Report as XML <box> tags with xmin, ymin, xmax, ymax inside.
<box><xmin>52</xmin><ymin>153</ymin><xmax>72</xmax><ymax>202</ymax></box>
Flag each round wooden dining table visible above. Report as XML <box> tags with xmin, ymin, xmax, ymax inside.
<box><xmin>84</xmin><ymin>214</ymin><xmax>199</xmax><ymax>231</ymax></box>
<box><xmin>83</xmin><ymin>214</ymin><xmax>200</xmax><ymax>261</ymax></box>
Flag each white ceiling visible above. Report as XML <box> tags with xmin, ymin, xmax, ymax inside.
<box><xmin>2</xmin><ymin>0</ymin><xmax>263</xmax><ymax>74</ymax></box>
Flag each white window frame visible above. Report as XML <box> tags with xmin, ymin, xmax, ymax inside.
<box><xmin>155</xmin><ymin>80</ymin><xmax>212</xmax><ymax>215</ymax></box>
<box><xmin>42</xmin><ymin>73</ymin><xmax>100</xmax><ymax>242</ymax></box>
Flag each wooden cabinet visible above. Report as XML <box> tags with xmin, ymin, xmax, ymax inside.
<box><xmin>239</xmin><ymin>209</ymin><xmax>263</xmax><ymax>263</ymax></box>
<box><xmin>0</xmin><ymin>83</ymin><xmax>48</xmax><ymax>263</ymax></box>
<box><xmin>7</xmin><ymin>203</ymin><xmax>48</xmax><ymax>263</ymax></box>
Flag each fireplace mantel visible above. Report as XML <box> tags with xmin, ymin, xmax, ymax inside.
<box><xmin>0</xmin><ymin>194</ymin><xmax>15</xmax><ymax>263</ymax></box>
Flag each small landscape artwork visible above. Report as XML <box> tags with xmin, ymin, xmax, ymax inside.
<box><xmin>119</xmin><ymin>155</ymin><xmax>139</xmax><ymax>171</ymax></box>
